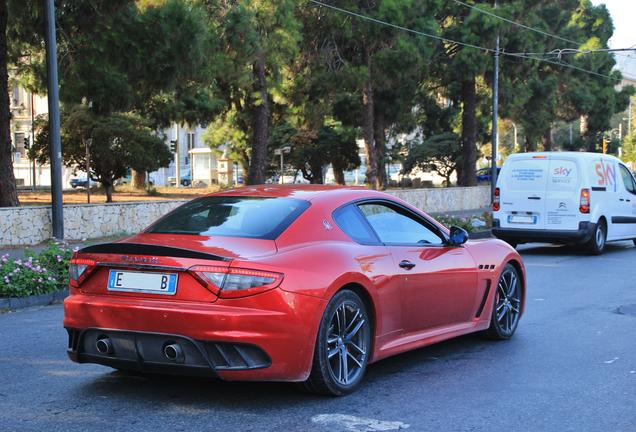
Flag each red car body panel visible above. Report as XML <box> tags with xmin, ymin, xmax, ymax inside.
<box><xmin>64</xmin><ymin>185</ymin><xmax>525</xmax><ymax>382</ymax></box>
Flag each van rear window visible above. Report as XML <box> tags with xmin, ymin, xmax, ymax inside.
<box><xmin>505</xmin><ymin>159</ymin><xmax>548</xmax><ymax>191</ymax></box>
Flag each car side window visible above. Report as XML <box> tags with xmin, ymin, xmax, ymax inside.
<box><xmin>358</xmin><ymin>203</ymin><xmax>444</xmax><ymax>246</ymax></box>
<box><xmin>619</xmin><ymin>165</ymin><xmax>636</xmax><ymax>194</ymax></box>
<box><xmin>333</xmin><ymin>204</ymin><xmax>380</xmax><ymax>245</ymax></box>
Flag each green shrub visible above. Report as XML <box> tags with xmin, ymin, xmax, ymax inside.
<box><xmin>26</xmin><ymin>241</ymin><xmax>74</xmax><ymax>286</ymax></box>
<box><xmin>0</xmin><ymin>255</ymin><xmax>60</xmax><ymax>297</ymax></box>
<box><xmin>0</xmin><ymin>241</ymin><xmax>74</xmax><ymax>298</ymax></box>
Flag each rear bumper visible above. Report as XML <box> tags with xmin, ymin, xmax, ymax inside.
<box><xmin>63</xmin><ymin>288</ymin><xmax>326</xmax><ymax>382</ymax></box>
<box><xmin>492</xmin><ymin>220</ymin><xmax>596</xmax><ymax>244</ymax></box>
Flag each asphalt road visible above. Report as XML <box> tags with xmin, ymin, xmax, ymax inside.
<box><xmin>1</xmin><ymin>241</ymin><xmax>635</xmax><ymax>432</ymax></box>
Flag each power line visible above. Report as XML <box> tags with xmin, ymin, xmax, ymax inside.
<box><xmin>309</xmin><ymin>0</ymin><xmax>620</xmax><ymax>81</ymax></box>
<box><xmin>307</xmin><ymin>0</ymin><xmax>495</xmax><ymax>55</ymax></box>
<box><xmin>451</xmin><ymin>0</ymin><xmax>580</xmax><ymax>46</ymax></box>
<box><xmin>506</xmin><ymin>52</ymin><xmax>618</xmax><ymax>80</ymax></box>
<box><xmin>451</xmin><ymin>0</ymin><xmax>634</xmax><ymax>61</ymax></box>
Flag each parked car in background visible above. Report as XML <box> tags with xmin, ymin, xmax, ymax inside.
<box><xmin>476</xmin><ymin>167</ymin><xmax>501</xmax><ymax>183</ymax></box>
<box><xmin>492</xmin><ymin>152</ymin><xmax>636</xmax><ymax>254</ymax></box>
<box><xmin>70</xmin><ymin>176</ymin><xmax>97</xmax><ymax>189</ymax></box>
<box><xmin>168</xmin><ymin>169</ymin><xmax>191</xmax><ymax>186</ymax></box>
<box><xmin>65</xmin><ymin>185</ymin><xmax>525</xmax><ymax>396</ymax></box>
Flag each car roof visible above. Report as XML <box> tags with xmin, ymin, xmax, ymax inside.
<box><xmin>210</xmin><ymin>184</ymin><xmax>401</xmax><ymax>207</ymax></box>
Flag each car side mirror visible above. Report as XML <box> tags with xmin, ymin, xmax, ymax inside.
<box><xmin>448</xmin><ymin>226</ymin><xmax>468</xmax><ymax>246</ymax></box>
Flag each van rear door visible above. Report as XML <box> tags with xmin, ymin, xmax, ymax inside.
<box><xmin>544</xmin><ymin>157</ymin><xmax>581</xmax><ymax>231</ymax></box>
<box><xmin>499</xmin><ymin>156</ymin><xmax>549</xmax><ymax>230</ymax></box>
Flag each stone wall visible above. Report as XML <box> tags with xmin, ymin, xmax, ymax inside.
<box><xmin>0</xmin><ymin>186</ymin><xmax>490</xmax><ymax>247</ymax></box>
<box><xmin>0</xmin><ymin>200</ymin><xmax>187</xmax><ymax>247</ymax></box>
<box><xmin>386</xmin><ymin>185</ymin><xmax>490</xmax><ymax>215</ymax></box>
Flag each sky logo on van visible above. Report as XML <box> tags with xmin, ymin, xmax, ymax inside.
<box><xmin>553</xmin><ymin>167</ymin><xmax>572</xmax><ymax>177</ymax></box>
<box><xmin>595</xmin><ymin>161</ymin><xmax>616</xmax><ymax>191</ymax></box>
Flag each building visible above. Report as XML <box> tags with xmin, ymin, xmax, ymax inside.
<box><xmin>9</xmin><ymin>86</ymin><xmax>75</xmax><ymax>189</ymax></box>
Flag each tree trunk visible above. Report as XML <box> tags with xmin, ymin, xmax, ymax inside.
<box><xmin>541</xmin><ymin>128</ymin><xmax>552</xmax><ymax>152</ymax></box>
<box><xmin>525</xmin><ymin>136</ymin><xmax>536</xmax><ymax>152</ymax></box>
<box><xmin>0</xmin><ymin>1</ymin><xmax>19</xmax><ymax>207</ymax></box>
<box><xmin>374</xmin><ymin>108</ymin><xmax>387</xmax><ymax>190</ymax></box>
<box><xmin>104</xmin><ymin>181</ymin><xmax>114</xmax><ymax>203</ymax></box>
<box><xmin>332</xmin><ymin>164</ymin><xmax>345</xmax><ymax>185</ymax></box>
<box><xmin>247</xmin><ymin>56</ymin><xmax>269</xmax><ymax>185</ymax></box>
<box><xmin>459</xmin><ymin>77</ymin><xmax>477</xmax><ymax>187</ymax></box>
<box><xmin>361</xmin><ymin>48</ymin><xmax>376</xmax><ymax>188</ymax></box>
<box><xmin>131</xmin><ymin>170</ymin><xmax>146</xmax><ymax>189</ymax></box>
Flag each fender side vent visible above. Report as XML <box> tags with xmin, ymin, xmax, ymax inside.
<box><xmin>475</xmin><ymin>279</ymin><xmax>492</xmax><ymax>318</ymax></box>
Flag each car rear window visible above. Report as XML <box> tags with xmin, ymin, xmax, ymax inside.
<box><xmin>147</xmin><ymin>196</ymin><xmax>310</xmax><ymax>239</ymax></box>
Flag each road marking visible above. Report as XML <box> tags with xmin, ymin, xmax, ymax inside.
<box><xmin>604</xmin><ymin>357</ymin><xmax>619</xmax><ymax>364</ymax></box>
<box><xmin>312</xmin><ymin>414</ymin><xmax>410</xmax><ymax>431</ymax></box>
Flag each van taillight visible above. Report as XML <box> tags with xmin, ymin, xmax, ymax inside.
<box><xmin>492</xmin><ymin>188</ymin><xmax>500</xmax><ymax>212</ymax></box>
<box><xmin>579</xmin><ymin>188</ymin><xmax>590</xmax><ymax>214</ymax></box>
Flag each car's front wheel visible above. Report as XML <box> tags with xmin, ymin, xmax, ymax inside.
<box><xmin>302</xmin><ymin>289</ymin><xmax>371</xmax><ymax>396</ymax></box>
<box><xmin>483</xmin><ymin>264</ymin><xmax>522</xmax><ymax>340</ymax></box>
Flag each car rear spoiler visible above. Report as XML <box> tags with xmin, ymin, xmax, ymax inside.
<box><xmin>79</xmin><ymin>243</ymin><xmax>231</xmax><ymax>261</ymax></box>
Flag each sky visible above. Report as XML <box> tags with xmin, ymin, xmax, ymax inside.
<box><xmin>592</xmin><ymin>0</ymin><xmax>636</xmax><ymax>77</ymax></box>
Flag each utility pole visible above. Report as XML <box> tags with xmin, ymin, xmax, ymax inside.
<box><xmin>44</xmin><ymin>0</ymin><xmax>63</xmax><ymax>240</ymax></box>
<box><xmin>30</xmin><ymin>91</ymin><xmax>36</xmax><ymax>191</ymax></box>
<box><xmin>569</xmin><ymin>123</ymin><xmax>573</xmax><ymax>148</ymax></box>
<box><xmin>629</xmin><ymin>98</ymin><xmax>633</xmax><ymax>136</ymax></box>
<box><xmin>490</xmin><ymin>0</ymin><xmax>500</xmax><ymax>203</ymax></box>
<box><xmin>85</xmin><ymin>138</ymin><xmax>91</xmax><ymax>204</ymax></box>
<box><xmin>174</xmin><ymin>123</ymin><xmax>180</xmax><ymax>188</ymax></box>
<box><xmin>274</xmin><ymin>146</ymin><xmax>291</xmax><ymax>184</ymax></box>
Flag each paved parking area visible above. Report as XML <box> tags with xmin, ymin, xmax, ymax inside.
<box><xmin>1</xmin><ymin>241</ymin><xmax>635</xmax><ymax>432</ymax></box>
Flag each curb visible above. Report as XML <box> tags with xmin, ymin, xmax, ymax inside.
<box><xmin>0</xmin><ymin>288</ymin><xmax>68</xmax><ymax>311</ymax></box>
<box><xmin>469</xmin><ymin>230</ymin><xmax>492</xmax><ymax>240</ymax></box>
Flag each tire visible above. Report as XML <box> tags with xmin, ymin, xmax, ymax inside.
<box><xmin>482</xmin><ymin>264</ymin><xmax>522</xmax><ymax>340</ymax></box>
<box><xmin>586</xmin><ymin>220</ymin><xmax>606</xmax><ymax>255</ymax></box>
<box><xmin>301</xmin><ymin>289</ymin><xmax>372</xmax><ymax>396</ymax></box>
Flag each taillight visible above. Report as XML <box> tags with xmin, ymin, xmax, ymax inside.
<box><xmin>69</xmin><ymin>258</ymin><xmax>97</xmax><ymax>287</ymax></box>
<box><xmin>189</xmin><ymin>266</ymin><xmax>283</xmax><ymax>299</ymax></box>
<box><xmin>580</xmin><ymin>188</ymin><xmax>590</xmax><ymax>214</ymax></box>
<box><xmin>492</xmin><ymin>187</ymin><xmax>501</xmax><ymax>212</ymax></box>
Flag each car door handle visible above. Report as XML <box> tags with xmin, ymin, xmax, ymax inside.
<box><xmin>528</xmin><ymin>196</ymin><xmax>541</xmax><ymax>200</ymax></box>
<box><xmin>620</xmin><ymin>198</ymin><xmax>625</xmax><ymax>201</ymax></box>
<box><xmin>399</xmin><ymin>260</ymin><xmax>416</xmax><ymax>270</ymax></box>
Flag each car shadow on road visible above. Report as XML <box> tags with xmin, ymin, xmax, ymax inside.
<box><xmin>75</xmin><ymin>332</ymin><xmax>505</xmax><ymax>408</ymax></box>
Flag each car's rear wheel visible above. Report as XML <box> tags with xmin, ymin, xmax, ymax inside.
<box><xmin>586</xmin><ymin>220</ymin><xmax>606</xmax><ymax>255</ymax></box>
<box><xmin>483</xmin><ymin>264</ymin><xmax>522</xmax><ymax>340</ymax></box>
<box><xmin>301</xmin><ymin>289</ymin><xmax>371</xmax><ymax>396</ymax></box>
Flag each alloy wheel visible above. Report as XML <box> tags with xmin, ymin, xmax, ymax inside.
<box><xmin>494</xmin><ymin>267</ymin><xmax>521</xmax><ymax>336</ymax></box>
<box><xmin>326</xmin><ymin>300</ymin><xmax>369</xmax><ymax>386</ymax></box>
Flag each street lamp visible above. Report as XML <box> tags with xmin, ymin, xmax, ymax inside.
<box><xmin>274</xmin><ymin>146</ymin><xmax>291</xmax><ymax>184</ymax></box>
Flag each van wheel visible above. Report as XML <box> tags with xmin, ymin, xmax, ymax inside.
<box><xmin>587</xmin><ymin>221</ymin><xmax>606</xmax><ymax>255</ymax></box>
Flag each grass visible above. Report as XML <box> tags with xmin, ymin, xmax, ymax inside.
<box><xmin>17</xmin><ymin>184</ymin><xmax>221</xmax><ymax>206</ymax></box>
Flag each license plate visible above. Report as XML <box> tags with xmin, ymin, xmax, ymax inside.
<box><xmin>107</xmin><ymin>270</ymin><xmax>178</xmax><ymax>295</ymax></box>
<box><xmin>508</xmin><ymin>215</ymin><xmax>537</xmax><ymax>224</ymax></box>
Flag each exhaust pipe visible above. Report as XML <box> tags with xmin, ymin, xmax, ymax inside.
<box><xmin>163</xmin><ymin>343</ymin><xmax>184</xmax><ymax>362</ymax></box>
<box><xmin>96</xmin><ymin>337</ymin><xmax>113</xmax><ymax>355</ymax></box>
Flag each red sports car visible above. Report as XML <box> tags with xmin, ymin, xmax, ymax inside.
<box><xmin>64</xmin><ymin>185</ymin><xmax>525</xmax><ymax>395</ymax></box>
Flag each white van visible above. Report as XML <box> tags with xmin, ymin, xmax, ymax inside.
<box><xmin>492</xmin><ymin>152</ymin><xmax>636</xmax><ymax>254</ymax></box>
